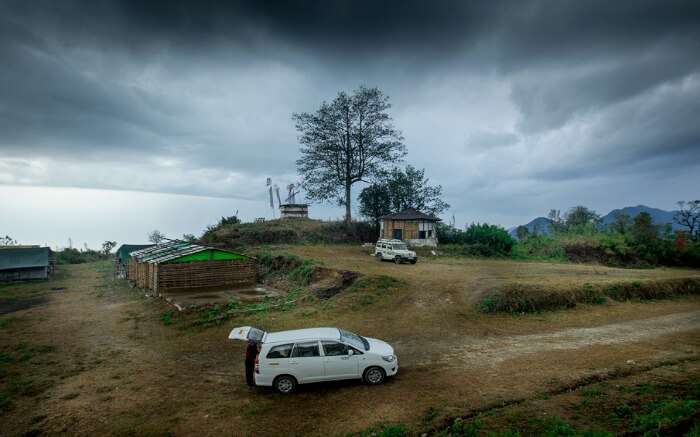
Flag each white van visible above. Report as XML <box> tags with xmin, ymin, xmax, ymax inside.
<box><xmin>229</xmin><ymin>326</ymin><xmax>398</xmax><ymax>393</ymax></box>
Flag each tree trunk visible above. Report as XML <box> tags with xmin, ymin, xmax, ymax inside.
<box><xmin>344</xmin><ymin>183</ymin><xmax>352</xmax><ymax>225</ymax></box>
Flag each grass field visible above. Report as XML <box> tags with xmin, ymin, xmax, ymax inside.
<box><xmin>1</xmin><ymin>247</ymin><xmax>699</xmax><ymax>436</ymax></box>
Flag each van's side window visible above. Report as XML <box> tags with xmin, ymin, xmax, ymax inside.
<box><xmin>291</xmin><ymin>341</ymin><xmax>320</xmax><ymax>358</ymax></box>
<box><xmin>321</xmin><ymin>341</ymin><xmax>348</xmax><ymax>356</ymax></box>
<box><xmin>266</xmin><ymin>343</ymin><xmax>293</xmax><ymax>359</ymax></box>
<box><xmin>349</xmin><ymin>346</ymin><xmax>364</xmax><ymax>355</ymax></box>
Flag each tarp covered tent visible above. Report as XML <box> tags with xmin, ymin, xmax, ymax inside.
<box><xmin>0</xmin><ymin>246</ymin><xmax>51</xmax><ymax>281</ymax></box>
<box><xmin>116</xmin><ymin>244</ymin><xmax>154</xmax><ymax>264</ymax></box>
<box><xmin>114</xmin><ymin>244</ymin><xmax>154</xmax><ymax>278</ymax></box>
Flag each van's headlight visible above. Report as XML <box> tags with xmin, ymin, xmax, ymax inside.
<box><xmin>382</xmin><ymin>355</ymin><xmax>396</xmax><ymax>363</ymax></box>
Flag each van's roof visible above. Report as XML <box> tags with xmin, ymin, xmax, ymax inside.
<box><xmin>264</xmin><ymin>327</ymin><xmax>340</xmax><ymax>344</ymax></box>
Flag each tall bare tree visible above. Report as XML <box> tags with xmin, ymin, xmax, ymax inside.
<box><xmin>294</xmin><ymin>86</ymin><xmax>406</xmax><ymax>224</ymax></box>
<box><xmin>674</xmin><ymin>200</ymin><xmax>700</xmax><ymax>241</ymax></box>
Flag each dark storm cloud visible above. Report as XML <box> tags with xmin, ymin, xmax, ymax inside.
<box><xmin>0</xmin><ymin>0</ymin><xmax>699</xmax><ymax>216</ymax></box>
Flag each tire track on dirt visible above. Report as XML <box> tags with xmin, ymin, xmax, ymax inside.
<box><xmin>411</xmin><ymin>311</ymin><xmax>700</xmax><ymax>368</ymax></box>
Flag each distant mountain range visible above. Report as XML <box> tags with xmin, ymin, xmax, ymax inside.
<box><xmin>509</xmin><ymin>205</ymin><xmax>681</xmax><ymax>238</ymax></box>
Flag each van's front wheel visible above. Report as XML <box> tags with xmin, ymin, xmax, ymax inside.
<box><xmin>363</xmin><ymin>366</ymin><xmax>386</xmax><ymax>385</ymax></box>
<box><xmin>273</xmin><ymin>375</ymin><xmax>297</xmax><ymax>394</ymax></box>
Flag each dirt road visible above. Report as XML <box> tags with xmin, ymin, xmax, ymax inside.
<box><xmin>1</xmin><ymin>261</ymin><xmax>699</xmax><ymax>436</ymax></box>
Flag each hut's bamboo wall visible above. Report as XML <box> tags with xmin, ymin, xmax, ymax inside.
<box><xmin>156</xmin><ymin>259</ymin><xmax>256</xmax><ymax>292</ymax></box>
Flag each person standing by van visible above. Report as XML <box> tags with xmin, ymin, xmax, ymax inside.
<box><xmin>245</xmin><ymin>339</ymin><xmax>258</xmax><ymax>387</ymax></box>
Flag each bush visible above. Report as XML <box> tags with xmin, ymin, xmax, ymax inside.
<box><xmin>511</xmin><ymin>235</ymin><xmax>566</xmax><ymax>261</ymax></box>
<box><xmin>436</xmin><ymin>223</ymin><xmax>515</xmax><ymax>257</ymax></box>
<box><xmin>462</xmin><ymin>223</ymin><xmax>515</xmax><ymax>256</ymax></box>
<box><xmin>55</xmin><ymin>248</ymin><xmax>110</xmax><ymax>264</ymax></box>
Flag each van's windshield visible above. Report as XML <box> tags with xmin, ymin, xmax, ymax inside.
<box><xmin>392</xmin><ymin>244</ymin><xmax>407</xmax><ymax>250</ymax></box>
<box><xmin>339</xmin><ymin>329</ymin><xmax>369</xmax><ymax>351</ymax></box>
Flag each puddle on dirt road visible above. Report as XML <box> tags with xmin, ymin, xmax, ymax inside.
<box><xmin>163</xmin><ymin>285</ymin><xmax>283</xmax><ymax>308</ymax></box>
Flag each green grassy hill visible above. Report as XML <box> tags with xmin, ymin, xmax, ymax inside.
<box><xmin>200</xmin><ymin>218</ymin><xmax>374</xmax><ymax>248</ymax></box>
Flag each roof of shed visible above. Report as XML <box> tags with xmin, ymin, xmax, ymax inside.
<box><xmin>0</xmin><ymin>246</ymin><xmax>50</xmax><ymax>270</ymax></box>
<box><xmin>130</xmin><ymin>241</ymin><xmax>249</xmax><ymax>264</ymax></box>
<box><xmin>380</xmin><ymin>208</ymin><xmax>440</xmax><ymax>221</ymax></box>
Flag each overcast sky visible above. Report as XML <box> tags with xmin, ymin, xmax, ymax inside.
<box><xmin>1</xmin><ymin>0</ymin><xmax>699</xmax><ymax>248</ymax></box>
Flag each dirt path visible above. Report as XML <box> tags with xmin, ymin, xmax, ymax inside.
<box><xmin>2</xmin><ymin>262</ymin><xmax>700</xmax><ymax>436</ymax></box>
<box><xmin>412</xmin><ymin>310</ymin><xmax>700</xmax><ymax>368</ymax></box>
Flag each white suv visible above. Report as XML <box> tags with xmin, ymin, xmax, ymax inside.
<box><xmin>374</xmin><ymin>239</ymin><xmax>417</xmax><ymax>264</ymax></box>
<box><xmin>229</xmin><ymin>326</ymin><xmax>398</xmax><ymax>393</ymax></box>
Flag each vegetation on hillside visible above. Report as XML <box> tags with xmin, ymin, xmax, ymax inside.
<box><xmin>200</xmin><ymin>217</ymin><xmax>375</xmax><ymax>247</ymax></box>
<box><xmin>513</xmin><ymin>205</ymin><xmax>700</xmax><ymax>267</ymax></box>
<box><xmin>437</xmin><ymin>222</ymin><xmax>516</xmax><ymax>257</ymax></box>
<box><xmin>55</xmin><ymin>248</ymin><xmax>111</xmax><ymax>265</ymax></box>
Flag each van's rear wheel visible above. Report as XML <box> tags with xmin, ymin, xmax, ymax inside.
<box><xmin>394</xmin><ymin>256</ymin><xmax>402</xmax><ymax>264</ymax></box>
<box><xmin>273</xmin><ymin>375</ymin><xmax>297</xmax><ymax>394</ymax></box>
<box><xmin>363</xmin><ymin>366</ymin><xmax>386</xmax><ymax>385</ymax></box>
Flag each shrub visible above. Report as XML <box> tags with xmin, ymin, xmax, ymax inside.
<box><xmin>288</xmin><ymin>260</ymin><xmax>317</xmax><ymax>285</ymax></box>
<box><xmin>55</xmin><ymin>248</ymin><xmax>110</xmax><ymax>264</ymax></box>
<box><xmin>437</xmin><ymin>223</ymin><xmax>515</xmax><ymax>257</ymax></box>
<box><xmin>631</xmin><ymin>399</ymin><xmax>699</xmax><ymax>435</ymax></box>
<box><xmin>511</xmin><ymin>235</ymin><xmax>566</xmax><ymax>261</ymax></box>
<box><xmin>358</xmin><ymin>423</ymin><xmax>407</xmax><ymax>437</ymax></box>
<box><xmin>462</xmin><ymin>223</ymin><xmax>515</xmax><ymax>255</ymax></box>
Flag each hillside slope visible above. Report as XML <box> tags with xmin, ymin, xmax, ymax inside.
<box><xmin>601</xmin><ymin>205</ymin><xmax>680</xmax><ymax>230</ymax></box>
<box><xmin>200</xmin><ymin>218</ymin><xmax>374</xmax><ymax>247</ymax></box>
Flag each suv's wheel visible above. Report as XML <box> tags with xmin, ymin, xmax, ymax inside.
<box><xmin>376</xmin><ymin>253</ymin><xmax>383</xmax><ymax>261</ymax></box>
<box><xmin>410</xmin><ymin>259</ymin><xmax>417</xmax><ymax>264</ymax></box>
<box><xmin>363</xmin><ymin>366</ymin><xmax>386</xmax><ymax>385</ymax></box>
<box><xmin>394</xmin><ymin>256</ymin><xmax>402</xmax><ymax>264</ymax></box>
<box><xmin>273</xmin><ymin>375</ymin><xmax>297</xmax><ymax>394</ymax></box>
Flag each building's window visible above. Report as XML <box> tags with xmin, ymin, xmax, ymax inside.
<box><xmin>393</xmin><ymin>229</ymin><xmax>402</xmax><ymax>239</ymax></box>
<box><xmin>428</xmin><ymin>230</ymin><xmax>432</xmax><ymax>237</ymax></box>
<box><xmin>419</xmin><ymin>230</ymin><xmax>426</xmax><ymax>239</ymax></box>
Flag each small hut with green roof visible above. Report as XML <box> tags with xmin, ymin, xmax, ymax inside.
<box><xmin>127</xmin><ymin>241</ymin><xmax>256</xmax><ymax>295</ymax></box>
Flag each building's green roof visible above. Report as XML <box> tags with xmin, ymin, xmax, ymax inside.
<box><xmin>0</xmin><ymin>247</ymin><xmax>49</xmax><ymax>270</ymax></box>
<box><xmin>115</xmin><ymin>244</ymin><xmax>154</xmax><ymax>263</ymax></box>
<box><xmin>130</xmin><ymin>241</ymin><xmax>250</xmax><ymax>264</ymax></box>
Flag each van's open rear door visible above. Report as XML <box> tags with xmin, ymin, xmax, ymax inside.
<box><xmin>228</xmin><ymin>326</ymin><xmax>266</xmax><ymax>342</ymax></box>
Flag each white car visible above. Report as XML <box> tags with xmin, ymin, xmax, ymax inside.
<box><xmin>374</xmin><ymin>239</ymin><xmax>417</xmax><ymax>264</ymax></box>
<box><xmin>229</xmin><ymin>326</ymin><xmax>398</xmax><ymax>393</ymax></box>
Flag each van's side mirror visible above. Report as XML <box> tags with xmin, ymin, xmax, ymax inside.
<box><xmin>347</xmin><ymin>349</ymin><xmax>354</xmax><ymax>356</ymax></box>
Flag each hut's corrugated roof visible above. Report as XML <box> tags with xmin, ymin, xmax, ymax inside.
<box><xmin>380</xmin><ymin>208</ymin><xmax>440</xmax><ymax>221</ymax></box>
<box><xmin>130</xmin><ymin>241</ymin><xmax>249</xmax><ymax>264</ymax></box>
<box><xmin>0</xmin><ymin>247</ymin><xmax>50</xmax><ymax>270</ymax></box>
